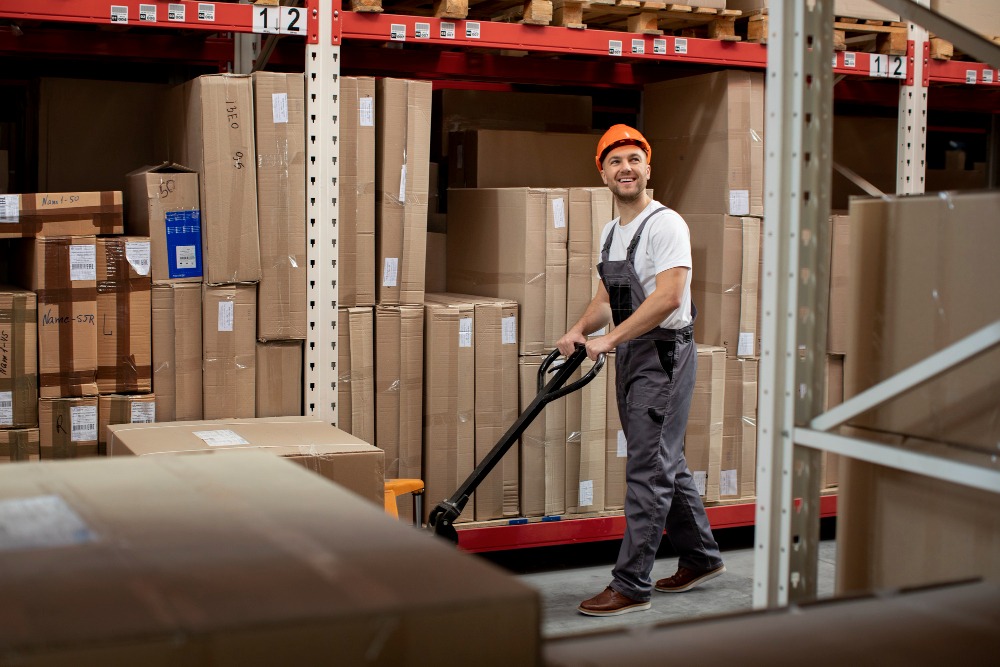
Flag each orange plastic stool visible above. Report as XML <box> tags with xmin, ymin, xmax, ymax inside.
<box><xmin>383</xmin><ymin>478</ymin><xmax>425</xmax><ymax>526</ymax></box>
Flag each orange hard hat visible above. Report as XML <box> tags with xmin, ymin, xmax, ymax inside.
<box><xmin>595</xmin><ymin>124</ymin><xmax>651</xmax><ymax>171</ymax></box>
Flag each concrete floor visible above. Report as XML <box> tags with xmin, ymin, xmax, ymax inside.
<box><xmin>480</xmin><ymin>525</ymin><xmax>838</xmax><ymax>638</ymax></box>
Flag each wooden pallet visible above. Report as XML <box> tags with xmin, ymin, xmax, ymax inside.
<box><xmin>929</xmin><ymin>34</ymin><xmax>1000</xmax><ymax>61</ymax></box>
<box><xmin>550</xmin><ymin>2</ymin><xmax>741</xmax><ymax>37</ymax></box>
<box><xmin>741</xmin><ymin>10</ymin><xmax>908</xmax><ymax>55</ymax></box>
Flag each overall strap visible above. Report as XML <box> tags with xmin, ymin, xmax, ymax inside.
<box><xmin>625</xmin><ymin>206</ymin><xmax>668</xmax><ymax>262</ymax></box>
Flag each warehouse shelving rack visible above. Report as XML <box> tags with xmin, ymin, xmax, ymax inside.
<box><xmin>2</xmin><ymin>0</ymin><xmax>997</xmax><ymax>602</ymax></box>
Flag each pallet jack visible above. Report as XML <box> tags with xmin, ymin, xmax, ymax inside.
<box><xmin>427</xmin><ymin>345</ymin><xmax>606</xmax><ymax>543</ymax></box>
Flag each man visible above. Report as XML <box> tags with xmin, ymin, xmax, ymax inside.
<box><xmin>556</xmin><ymin>124</ymin><xmax>725</xmax><ymax>617</ymax></box>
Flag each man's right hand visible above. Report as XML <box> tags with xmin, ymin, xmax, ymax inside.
<box><xmin>556</xmin><ymin>331</ymin><xmax>587</xmax><ymax>357</ymax></box>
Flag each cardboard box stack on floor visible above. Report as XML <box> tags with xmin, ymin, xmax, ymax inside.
<box><xmin>0</xmin><ymin>288</ymin><xmax>37</xmax><ymax>435</ymax></box>
<box><xmin>340</xmin><ymin>77</ymin><xmax>377</xmax><ymax>309</ymax></box>
<box><xmin>519</xmin><ymin>355</ymin><xmax>568</xmax><ymax>517</ymax></box>
<box><xmin>688</xmin><ymin>345</ymin><xmax>726</xmax><ymax>502</ymax></box>
<box><xmin>338</xmin><ymin>306</ymin><xmax>376</xmax><ymax>447</ymax></box>
<box><xmin>0</xmin><ymin>427</ymin><xmax>39</xmax><ymax>462</ymax></box>
<box><xmin>565</xmin><ymin>357</ymin><xmax>607</xmax><ymax>515</ymax></box>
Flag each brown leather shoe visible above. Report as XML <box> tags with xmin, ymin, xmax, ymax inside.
<box><xmin>578</xmin><ymin>587</ymin><xmax>651</xmax><ymax>617</ymax></box>
<box><xmin>655</xmin><ymin>563</ymin><xmax>726</xmax><ymax>593</ymax></box>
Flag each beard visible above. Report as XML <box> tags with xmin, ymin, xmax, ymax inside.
<box><xmin>609</xmin><ymin>177</ymin><xmax>645</xmax><ymax>203</ymax></box>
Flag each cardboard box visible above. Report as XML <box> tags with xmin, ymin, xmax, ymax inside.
<box><xmin>338</xmin><ymin>306</ymin><xmax>375</xmax><ymax>447</ymax></box>
<box><xmin>202</xmin><ymin>284</ymin><xmax>256</xmax><ymax>419</ymax></box>
<box><xmin>565</xmin><ymin>357</ymin><xmax>607</xmax><ymax>514</ymax></box>
<box><xmin>0</xmin><ymin>428</ymin><xmax>39</xmax><ymax>462</ymax></box>
<box><xmin>519</xmin><ymin>355</ymin><xmax>567</xmax><ymax>517</ymax></box>
<box><xmin>97</xmin><ymin>393</ymin><xmax>155</xmax><ymax>456</ymax></box>
<box><xmin>376</xmin><ymin>78</ymin><xmax>431</xmax><ymax>306</ymax></box>
<box><xmin>96</xmin><ymin>237</ymin><xmax>152</xmax><ymax>394</ymax></box>
<box><xmin>686</xmin><ymin>345</ymin><xmax>725</xmax><ymax>501</ymax></box>
<box><xmin>0</xmin><ymin>287</ymin><xmax>37</xmax><ymax>428</ymax></box>
<box><xmin>0</xmin><ymin>451</ymin><xmax>540</xmax><ymax>665</ymax></box>
<box><xmin>604</xmin><ymin>353</ymin><xmax>625</xmax><ymax>511</ymax></box>
<box><xmin>447</xmin><ymin>188</ymin><xmax>569</xmax><ymax>355</ymax></box>
<box><xmin>845</xmin><ymin>192</ymin><xmax>1000</xmax><ymax>452</ymax></box>
<box><xmin>725</xmin><ymin>0</ymin><xmax>898</xmax><ymax>20</ymax></box>
<box><xmin>723</xmin><ymin>358</ymin><xmax>758</xmax><ymax>500</ymax></box>
<box><xmin>567</xmin><ymin>188</ymin><xmax>614</xmax><ymax>331</ymax></box>
<box><xmin>0</xmin><ymin>191</ymin><xmax>124</xmax><ymax>239</ymax></box>
<box><xmin>687</xmin><ymin>215</ymin><xmax>761</xmax><ymax>357</ymax></box>
<box><xmin>108</xmin><ymin>417</ymin><xmax>385</xmax><ymax>506</ymax></box>
<box><xmin>151</xmin><ymin>282</ymin><xmax>202</xmax><ymax>422</ymax></box>
<box><xmin>253</xmin><ymin>72</ymin><xmax>307</xmax><ymax>340</ymax></box>
<box><xmin>827</xmin><ymin>214</ymin><xmax>850</xmax><ymax>354</ymax></box>
<box><xmin>255</xmin><ymin>341</ymin><xmax>302</xmax><ymax>418</ymax></box>
<box><xmin>644</xmin><ymin>71</ymin><xmax>765</xmax><ymax>217</ymax></box>
<box><xmin>422</xmin><ymin>298</ymin><xmax>476</xmax><ymax>524</ymax></box>
<box><xmin>436</xmin><ymin>88</ymin><xmax>593</xmax><ymax>157</ymax></box>
<box><xmin>164</xmin><ymin>74</ymin><xmax>261</xmax><ymax>284</ymax></box>
<box><xmin>125</xmin><ymin>163</ymin><xmax>202</xmax><ymax>282</ymax></box>
<box><xmin>822</xmin><ymin>354</ymin><xmax>844</xmax><ymax>489</ymax></box>
<box><xmin>13</xmin><ymin>237</ymin><xmax>98</xmax><ymax>398</ymax></box>
<box><xmin>932</xmin><ymin>0</ymin><xmax>1000</xmax><ymax>38</ymax></box>
<box><xmin>448</xmin><ymin>130</ymin><xmax>603</xmax><ymax>190</ymax></box>
<box><xmin>38</xmin><ymin>396</ymin><xmax>99</xmax><ymax>459</ymax></box>
<box><xmin>374</xmin><ymin>305</ymin><xmax>424</xmax><ymax>480</ymax></box>
<box><xmin>425</xmin><ymin>231</ymin><xmax>447</xmax><ymax>293</ymax></box>
<box><xmin>340</xmin><ymin>76</ymin><xmax>377</xmax><ymax>307</ymax></box>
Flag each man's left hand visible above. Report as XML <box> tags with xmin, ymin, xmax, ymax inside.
<box><xmin>585</xmin><ymin>336</ymin><xmax>616</xmax><ymax>361</ymax></box>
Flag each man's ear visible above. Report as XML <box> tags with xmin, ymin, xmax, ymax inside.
<box><xmin>600</xmin><ymin>169</ymin><xmax>608</xmax><ymax>185</ymax></box>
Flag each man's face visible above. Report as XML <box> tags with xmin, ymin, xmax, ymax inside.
<box><xmin>600</xmin><ymin>144</ymin><xmax>650</xmax><ymax>203</ymax></box>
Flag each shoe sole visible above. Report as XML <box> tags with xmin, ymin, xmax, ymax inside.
<box><xmin>655</xmin><ymin>565</ymin><xmax>727</xmax><ymax>593</ymax></box>
<box><xmin>577</xmin><ymin>601</ymin><xmax>651</xmax><ymax>617</ymax></box>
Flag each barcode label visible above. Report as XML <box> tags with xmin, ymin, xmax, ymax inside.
<box><xmin>70</xmin><ymin>405</ymin><xmax>97</xmax><ymax>443</ymax></box>
<box><xmin>579</xmin><ymin>480</ymin><xmax>594</xmax><ymax>507</ymax></box>
<box><xmin>110</xmin><ymin>5</ymin><xmax>128</xmax><ymax>24</ymax></box>
<box><xmin>167</xmin><ymin>3</ymin><xmax>185</xmax><ymax>21</ymax></box>
<box><xmin>130</xmin><ymin>402</ymin><xmax>155</xmax><ymax>424</ymax></box>
<box><xmin>721</xmin><ymin>469</ymin><xmax>738</xmax><ymax>496</ymax></box>
<box><xmin>218</xmin><ymin>301</ymin><xmax>234</xmax><ymax>332</ymax></box>
<box><xmin>176</xmin><ymin>245</ymin><xmax>197</xmax><ymax>269</ymax></box>
<box><xmin>459</xmin><ymin>317</ymin><xmax>473</xmax><ymax>348</ymax></box>
<box><xmin>617</xmin><ymin>430</ymin><xmax>627</xmax><ymax>457</ymax></box>
<box><xmin>0</xmin><ymin>495</ymin><xmax>98</xmax><ymax>553</ymax></box>
<box><xmin>693</xmin><ymin>471</ymin><xmax>707</xmax><ymax>497</ymax></box>
<box><xmin>415</xmin><ymin>22</ymin><xmax>430</xmax><ymax>39</ymax></box>
<box><xmin>359</xmin><ymin>97</ymin><xmax>374</xmax><ymax>127</ymax></box>
<box><xmin>272</xmin><ymin>93</ymin><xmax>289</xmax><ymax>123</ymax></box>
<box><xmin>0</xmin><ymin>195</ymin><xmax>18</xmax><ymax>222</ymax></box>
<box><xmin>383</xmin><ymin>258</ymin><xmax>399</xmax><ymax>287</ymax></box>
<box><xmin>69</xmin><ymin>245</ymin><xmax>96</xmax><ymax>281</ymax></box>
<box><xmin>125</xmin><ymin>241</ymin><xmax>151</xmax><ymax>276</ymax></box>
<box><xmin>139</xmin><ymin>4</ymin><xmax>156</xmax><ymax>21</ymax></box>
<box><xmin>193</xmin><ymin>429</ymin><xmax>249</xmax><ymax>447</ymax></box>
<box><xmin>501</xmin><ymin>316</ymin><xmax>517</xmax><ymax>344</ymax></box>
<box><xmin>198</xmin><ymin>3</ymin><xmax>215</xmax><ymax>21</ymax></box>
<box><xmin>552</xmin><ymin>197</ymin><xmax>566</xmax><ymax>228</ymax></box>
<box><xmin>0</xmin><ymin>391</ymin><xmax>12</xmax><ymax>426</ymax></box>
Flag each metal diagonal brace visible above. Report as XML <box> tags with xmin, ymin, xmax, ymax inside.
<box><xmin>875</xmin><ymin>0</ymin><xmax>1000</xmax><ymax>68</ymax></box>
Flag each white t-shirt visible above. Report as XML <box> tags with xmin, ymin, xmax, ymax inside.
<box><xmin>598</xmin><ymin>201</ymin><xmax>693</xmax><ymax>330</ymax></box>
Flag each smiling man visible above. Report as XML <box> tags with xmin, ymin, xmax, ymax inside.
<box><xmin>556</xmin><ymin>124</ymin><xmax>725</xmax><ymax>617</ymax></box>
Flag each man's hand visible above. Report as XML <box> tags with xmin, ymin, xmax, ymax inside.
<box><xmin>585</xmin><ymin>335</ymin><xmax>616</xmax><ymax>361</ymax></box>
<box><xmin>556</xmin><ymin>330</ymin><xmax>587</xmax><ymax>357</ymax></box>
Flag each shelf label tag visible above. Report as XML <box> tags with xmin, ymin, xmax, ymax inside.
<box><xmin>198</xmin><ymin>3</ymin><xmax>215</xmax><ymax>22</ymax></box>
<box><xmin>653</xmin><ymin>38</ymin><xmax>666</xmax><ymax>55</ymax></box>
<box><xmin>415</xmin><ymin>22</ymin><xmax>430</xmax><ymax>39</ymax></box>
<box><xmin>110</xmin><ymin>5</ymin><xmax>128</xmax><ymax>24</ymax></box>
<box><xmin>466</xmin><ymin>22</ymin><xmax>481</xmax><ymax>39</ymax></box>
<box><xmin>631</xmin><ymin>39</ymin><xmax>644</xmax><ymax>55</ymax></box>
<box><xmin>983</xmin><ymin>69</ymin><xmax>994</xmax><ymax>84</ymax></box>
<box><xmin>966</xmin><ymin>69</ymin><xmax>977</xmax><ymax>85</ymax></box>
<box><xmin>832</xmin><ymin>54</ymin><xmax>837</xmax><ymax>67</ymax></box>
<box><xmin>280</xmin><ymin>7</ymin><xmax>304</xmax><ymax>34</ymax></box>
<box><xmin>139</xmin><ymin>4</ymin><xmax>156</xmax><ymax>22</ymax></box>
<box><xmin>390</xmin><ymin>23</ymin><xmax>406</xmax><ymax>41</ymax></box>
<box><xmin>253</xmin><ymin>6</ymin><xmax>280</xmax><ymax>34</ymax></box>
<box><xmin>869</xmin><ymin>54</ymin><xmax>906</xmax><ymax>79</ymax></box>
<box><xmin>440</xmin><ymin>22</ymin><xmax>455</xmax><ymax>39</ymax></box>
<box><xmin>674</xmin><ymin>37</ymin><xmax>687</xmax><ymax>54</ymax></box>
<box><xmin>167</xmin><ymin>3</ymin><xmax>185</xmax><ymax>21</ymax></box>
<box><xmin>844</xmin><ymin>52</ymin><xmax>855</xmax><ymax>68</ymax></box>
<box><xmin>609</xmin><ymin>40</ymin><xmax>623</xmax><ymax>57</ymax></box>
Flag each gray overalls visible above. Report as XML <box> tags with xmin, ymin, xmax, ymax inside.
<box><xmin>599</xmin><ymin>207</ymin><xmax>723</xmax><ymax>602</ymax></box>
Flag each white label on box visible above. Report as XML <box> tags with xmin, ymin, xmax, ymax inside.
<box><xmin>609</xmin><ymin>40</ymin><xmax>623</xmax><ymax>57</ymax></box>
<box><xmin>176</xmin><ymin>245</ymin><xmax>197</xmax><ymax>269</ymax></box>
<box><xmin>0</xmin><ymin>495</ymin><xmax>98</xmax><ymax>553</ymax></box>
<box><xmin>70</xmin><ymin>405</ymin><xmax>97</xmax><ymax>443</ymax></box>
<box><xmin>617</xmin><ymin>430</ymin><xmax>627</xmax><ymax>458</ymax></box>
<box><xmin>466</xmin><ymin>22</ymin><xmax>481</xmax><ymax>39</ymax></box>
<box><xmin>69</xmin><ymin>245</ymin><xmax>96</xmax><ymax>281</ymax></box>
<box><xmin>130</xmin><ymin>402</ymin><xmax>155</xmax><ymax>424</ymax></box>
<box><xmin>674</xmin><ymin>37</ymin><xmax>687</xmax><ymax>54</ymax></box>
<box><xmin>729</xmin><ymin>189</ymin><xmax>750</xmax><ymax>216</ymax></box>
<box><xmin>501</xmin><ymin>316</ymin><xmax>517</xmax><ymax>345</ymax></box>
<box><xmin>167</xmin><ymin>3</ymin><xmax>185</xmax><ymax>21</ymax></box>
<box><xmin>390</xmin><ymin>23</ymin><xmax>406</xmax><ymax>41</ymax></box>
<box><xmin>579</xmin><ymin>480</ymin><xmax>594</xmax><ymax>507</ymax></box>
<box><xmin>720</xmin><ymin>469</ymin><xmax>738</xmax><ymax>497</ymax></box>
<box><xmin>359</xmin><ymin>97</ymin><xmax>374</xmax><ymax>127</ymax></box>
<box><xmin>139</xmin><ymin>4</ymin><xmax>156</xmax><ymax>22</ymax></box>
<box><xmin>218</xmin><ymin>301</ymin><xmax>234</xmax><ymax>332</ymax></box>
<box><xmin>271</xmin><ymin>93</ymin><xmax>289</xmax><ymax>123</ymax></box>
<box><xmin>198</xmin><ymin>3</ymin><xmax>215</xmax><ymax>21</ymax></box>
<box><xmin>738</xmin><ymin>332</ymin><xmax>755</xmax><ymax>357</ymax></box>
<box><xmin>110</xmin><ymin>5</ymin><xmax>128</xmax><ymax>24</ymax></box>
<box><xmin>844</xmin><ymin>52</ymin><xmax>856</xmax><ymax>68</ymax></box>
<box><xmin>631</xmin><ymin>39</ymin><xmax>644</xmax><ymax>55</ymax></box>
<box><xmin>0</xmin><ymin>391</ymin><xmax>12</xmax><ymax>426</ymax></box>
<box><xmin>399</xmin><ymin>164</ymin><xmax>407</xmax><ymax>202</ymax></box>
<box><xmin>193</xmin><ymin>429</ymin><xmax>250</xmax><ymax>447</ymax></box>
<box><xmin>966</xmin><ymin>69</ymin><xmax>977</xmax><ymax>85</ymax></box>
<box><xmin>125</xmin><ymin>241</ymin><xmax>151</xmax><ymax>276</ymax></box>
<box><xmin>552</xmin><ymin>197</ymin><xmax>566</xmax><ymax>228</ymax></box>
<box><xmin>0</xmin><ymin>195</ymin><xmax>19</xmax><ymax>222</ymax></box>
<box><xmin>693</xmin><ymin>471</ymin><xmax>707</xmax><ymax>497</ymax></box>
<box><xmin>653</xmin><ymin>38</ymin><xmax>667</xmax><ymax>55</ymax></box>
<box><xmin>382</xmin><ymin>258</ymin><xmax>399</xmax><ymax>287</ymax></box>
<box><xmin>440</xmin><ymin>22</ymin><xmax>455</xmax><ymax>39</ymax></box>
<box><xmin>415</xmin><ymin>22</ymin><xmax>430</xmax><ymax>39</ymax></box>
<box><xmin>459</xmin><ymin>317</ymin><xmax>473</xmax><ymax>348</ymax></box>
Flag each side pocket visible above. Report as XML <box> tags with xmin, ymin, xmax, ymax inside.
<box><xmin>653</xmin><ymin>340</ymin><xmax>676</xmax><ymax>383</ymax></box>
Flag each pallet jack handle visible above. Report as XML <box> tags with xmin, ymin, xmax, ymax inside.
<box><xmin>427</xmin><ymin>345</ymin><xmax>606</xmax><ymax>543</ymax></box>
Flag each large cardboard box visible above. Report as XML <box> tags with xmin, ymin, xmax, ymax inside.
<box><xmin>726</xmin><ymin>0</ymin><xmax>899</xmax><ymax>20</ymax></box>
<box><xmin>723</xmin><ymin>358</ymin><xmax>758</xmax><ymax>500</ymax></box>
<box><xmin>164</xmin><ymin>74</ymin><xmax>261</xmax><ymax>284</ymax></box>
<box><xmin>644</xmin><ymin>71</ymin><xmax>765</xmax><ymax>217</ymax></box>
<box><xmin>822</xmin><ymin>354</ymin><xmax>843</xmax><ymax>489</ymax></box>
<box><xmin>447</xmin><ymin>188</ymin><xmax>569</xmax><ymax>355</ymax></box>
<box><xmin>0</xmin><ymin>427</ymin><xmax>39</xmax><ymax>462</ymax></box>
<box><xmin>255</xmin><ymin>341</ymin><xmax>302</xmax><ymax>418</ymax></box>
<box><xmin>97</xmin><ymin>393</ymin><xmax>155</xmax><ymax>456</ymax></box>
<box><xmin>827</xmin><ymin>214</ymin><xmax>850</xmax><ymax>354</ymax></box>
<box><xmin>338</xmin><ymin>306</ymin><xmax>376</xmax><ymax>446</ymax></box>
<box><xmin>38</xmin><ymin>396</ymin><xmax>99</xmax><ymax>459</ymax></box>
<box><xmin>687</xmin><ymin>214</ymin><xmax>761</xmax><ymax>357</ymax></box>
<box><xmin>14</xmin><ymin>237</ymin><xmax>98</xmax><ymax>398</ymax></box>
<box><xmin>96</xmin><ymin>236</ymin><xmax>152</xmax><ymax>394</ymax></box>
<box><xmin>567</xmin><ymin>187</ymin><xmax>614</xmax><ymax>330</ymax></box>
<box><xmin>108</xmin><ymin>417</ymin><xmax>385</xmax><ymax>506</ymax></box>
<box><xmin>448</xmin><ymin>130</ymin><xmax>602</xmax><ymax>190</ymax></box>
<box><xmin>565</xmin><ymin>358</ymin><xmax>607</xmax><ymax>514</ymax></box>
<box><xmin>0</xmin><ymin>287</ymin><xmax>37</xmax><ymax>428</ymax></box>
<box><xmin>686</xmin><ymin>345</ymin><xmax>726</xmax><ymax>501</ymax></box>
<box><xmin>376</xmin><ymin>78</ymin><xmax>431</xmax><ymax>306</ymax></box>
<box><xmin>340</xmin><ymin>77</ymin><xmax>377</xmax><ymax>308</ymax></box>
<box><xmin>0</xmin><ymin>191</ymin><xmax>124</xmax><ymax>239</ymax></box>
<box><xmin>202</xmin><ymin>284</ymin><xmax>256</xmax><ymax>419</ymax></box>
<box><xmin>604</xmin><ymin>353</ymin><xmax>625</xmax><ymax>511</ymax></box>
<box><xmin>845</xmin><ymin>192</ymin><xmax>1000</xmax><ymax>452</ymax></box>
<box><xmin>422</xmin><ymin>298</ymin><xmax>476</xmax><ymax>524</ymax></box>
<box><xmin>519</xmin><ymin>356</ymin><xmax>567</xmax><ymax>517</ymax></box>
<box><xmin>151</xmin><ymin>282</ymin><xmax>202</xmax><ymax>422</ymax></box>
<box><xmin>0</xmin><ymin>452</ymin><xmax>540</xmax><ymax>665</ymax></box>
<box><xmin>425</xmin><ymin>231</ymin><xmax>447</xmax><ymax>293</ymax></box>
<box><xmin>932</xmin><ymin>0</ymin><xmax>1000</xmax><ymax>37</ymax></box>
<box><xmin>253</xmin><ymin>72</ymin><xmax>306</xmax><ymax>340</ymax></box>
<box><xmin>125</xmin><ymin>163</ymin><xmax>202</xmax><ymax>282</ymax></box>
<box><xmin>374</xmin><ymin>305</ymin><xmax>424</xmax><ymax>480</ymax></box>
